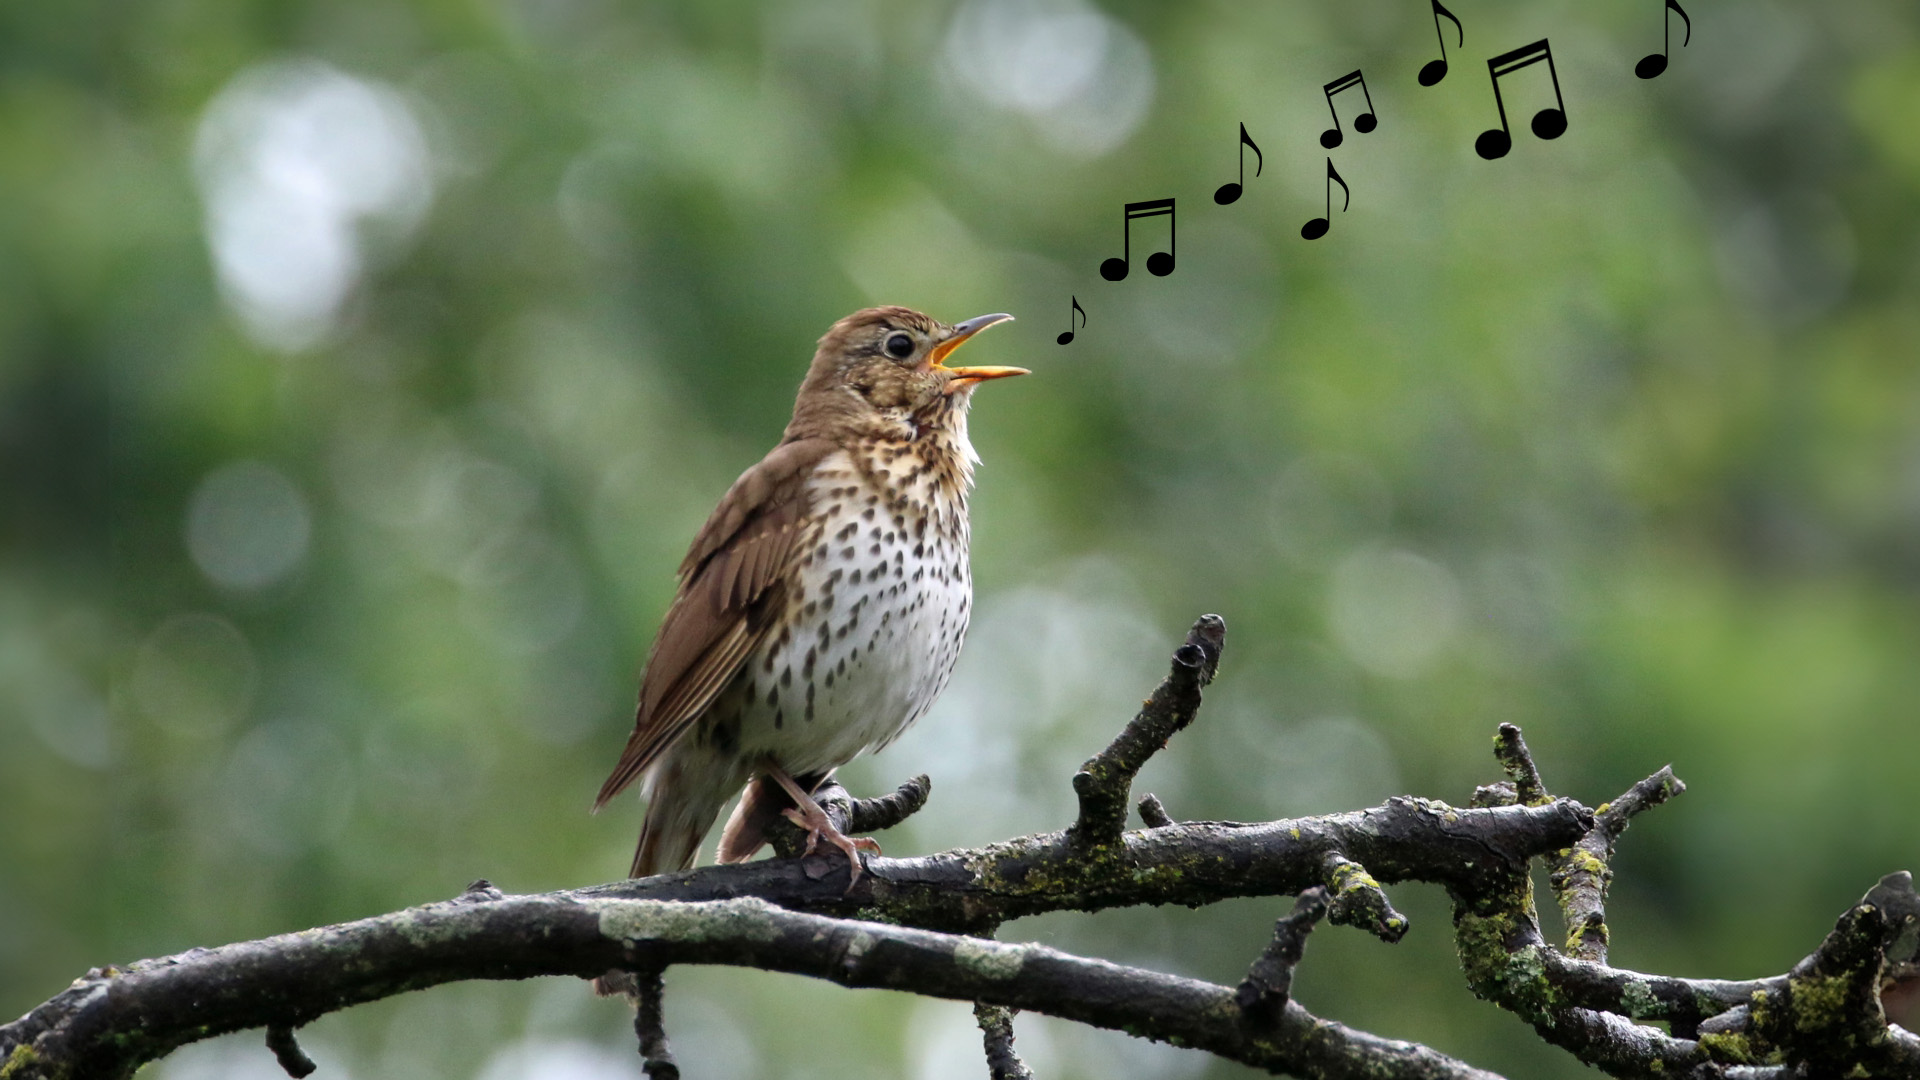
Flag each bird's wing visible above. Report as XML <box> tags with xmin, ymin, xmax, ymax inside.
<box><xmin>592</xmin><ymin>438</ymin><xmax>838</xmax><ymax>810</ymax></box>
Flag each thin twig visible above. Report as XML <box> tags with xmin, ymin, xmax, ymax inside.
<box><xmin>1321</xmin><ymin>853</ymin><xmax>1408</xmax><ymax>943</ymax></box>
<box><xmin>452</xmin><ymin>879</ymin><xmax>506</xmax><ymax>904</ymax></box>
<box><xmin>1137</xmin><ymin>793</ymin><xmax>1174</xmax><ymax>828</ymax></box>
<box><xmin>264</xmin><ymin>1026</ymin><xmax>316</xmax><ymax>1079</ymax></box>
<box><xmin>1470</xmin><ymin>781</ymin><xmax>1518</xmax><ymax>808</ymax></box>
<box><xmin>1070</xmin><ymin>615</ymin><xmax>1225</xmax><ymax>846</ymax></box>
<box><xmin>974</xmin><ymin>1003</ymin><xmax>1035</xmax><ymax>1080</ymax></box>
<box><xmin>1549</xmin><ymin>766</ymin><xmax>1685</xmax><ymax>964</ymax></box>
<box><xmin>848</xmin><ymin>774</ymin><xmax>932</xmax><ymax>833</ymax></box>
<box><xmin>1492</xmin><ymin>723</ymin><xmax>1549</xmax><ymax>806</ymax></box>
<box><xmin>634</xmin><ymin>967</ymin><xmax>678</xmax><ymax>1080</ymax></box>
<box><xmin>1236</xmin><ymin>887</ymin><xmax>1329</xmax><ymax>1029</ymax></box>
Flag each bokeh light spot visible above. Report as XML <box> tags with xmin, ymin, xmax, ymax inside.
<box><xmin>185</xmin><ymin>460</ymin><xmax>312</xmax><ymax>591</ymax></box>
<box><xmin>131</xmin><ymin>612</ymin><xmax>258</xmax><ymax>739</ymax></box>
<box><xmin>194</xmin><ymin>60</ymin><xmax>432</xmax><ymax>350</ymax></box>
<box><xmin>943</xmin><ymin>0</ymin><xmax>1155</xmax><ymax>157</ymax></box>
<box><xmin>1328</xmin><ymin>547</ymin><xmax>1463</xmax><ymax>678</ymax></box>
<box><xmin>219</xmin><ymin>718</ymin><xmax>356</xmax><ymax>857</ymax></box>
<box><xmin>475</xmin><ymin>1038</ymin><xmax>641</xmax><ymax>1080</ymax></box>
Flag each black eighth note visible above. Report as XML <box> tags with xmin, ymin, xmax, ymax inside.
<box><xmin>1475</xmin><ymin>39</ymin><xmax>1568</xmax><ymax>160</ymax></box>
<box><xmin>1214</xmin><ymin>123</ymin><xmax>1263</xmax><ymax>205</ymax></box>
<box><xmin>1301</xmin><ymin>159</ymin><xmax>1349</xmax><ymax>241</ymax></box>
<box><xmin>1419</xmin><ymin>0</ymin><xmax>1465</xmax><ymax>87</ymax></box>
<box><xmin>1100</xmin><ymin>198</ymin><xmax>1176</xmax><ymax>281</ymax></box>
<box><xmin>1057</xmin><ymin>296</ymin><xmax>1086</xmax><ymax>345</ymax></box>
<box><xmin>1319</xmin><ymin>70</ymin><xmax>1377</xmax><ymax>149</ymax></box>
<box><xmin>1635</xmin><ymin>0</ymin><xmax>1691</xmax><ymax>79</ymax></box>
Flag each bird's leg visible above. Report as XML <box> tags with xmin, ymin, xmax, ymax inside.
<box><xmin>764</xmin><ymin>765</ymin><xmax>880</xmax><ymax>887</ymax></box>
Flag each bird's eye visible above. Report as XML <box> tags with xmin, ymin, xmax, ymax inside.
<box><xmin>884</xmin><ymin>333</ymin><xmax>915</xmax><ymax>360</ymax></box>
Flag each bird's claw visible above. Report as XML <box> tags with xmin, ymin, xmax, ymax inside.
<box><xmin>780</xmin><ymin>805</ymin><xmax>879</xmax><ymax>890</ymax></box>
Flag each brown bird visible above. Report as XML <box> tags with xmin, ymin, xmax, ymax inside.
<box><xmin>593</xmin><ymin>306</ymin><xmax>1024</xmax><ymax>888</ymax></box>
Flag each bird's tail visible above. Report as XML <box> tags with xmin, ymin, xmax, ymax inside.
<box><xmin>592</xmin><ymin>767</ymin><xmax>734</xmax><ymax>998</ymax></box>
<box><xmin>630</xmin><ymin>764</ymin><xmax>736</xmax><ymax>878</ymax></box>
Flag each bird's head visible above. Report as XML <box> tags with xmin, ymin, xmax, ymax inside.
<box><xmin>788</xmin><ymin>306</ymin><xmax>1024</xmax><ymax>443</ymax></box>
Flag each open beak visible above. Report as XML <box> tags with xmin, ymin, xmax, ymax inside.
<box><xmin>930</xmin><ymin>312</ymin><xmax>1027</xmax><ymax>387</ymax></box>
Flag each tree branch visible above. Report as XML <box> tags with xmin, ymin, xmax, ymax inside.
<box><xmin>263</xmin><ymin>1026</ymin><xmax>315</xmax><ymax>1079</ymax></box>
<box><xmin>764</xmin><ymin>773</ymin><xmax>932</xmax><ymax>865</ymax></box>
<box><xmin>1491</xmin><ymin>723</ymin><xmax>1549</xmax><ymax>807</ymax></box>
<box><xmin>633</xmin><ymin>967</ymin><xmax>677</xmax><ymax>1080</ymax></box>
<box><xmin>0</xmin><ymin>892</ymin><xmax>1502</xmax><ymax>1080</ymax></box>
<box><xmin>1137</xmin><ymin>792</ymin><xmax>1175</xmax><ymax>829</ymax></box>
<box><xmin>1322</xmin><ymin>853</ymin><xmax>1409</xmax><ymax>944</ymax></box>
<box><xmin>1237</xmin><ymin>887</ymin><xmax>1329</xmax><ymax>1028</ymax></box>
<box><xmin>572</xmin><ymin>792</ymin><xmax>1591</xmax><ymax>934</ymax></box>
<box><xmin>1451</xmin><ymin>738</ymin><xmax>1919</xmax><ymax>1078</ymax></box>
<box><xmin>1070</xmin><ymin>614</ymin><xmax>1223</xmax><ymax>847</ymax></box>
<box><xmin>973</xmin><ymin>1003</ymin><xmax>1035</xmax><ymax>1080</ymax></box>
<box><xmin>1548</xmin><ymin>766</ymin><xmax>1685</xmax><ymax>964</ymax></box>
<box><xmin>2</xmin><ymin>615</ymin><xmax>1910</xmax><ymax>1080</ymax></box>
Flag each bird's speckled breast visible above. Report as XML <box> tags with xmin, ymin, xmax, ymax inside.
<box><xmin>728</xmin><ymin>441</ymin><xmax>973</xmax><ymax>775</ymax></box>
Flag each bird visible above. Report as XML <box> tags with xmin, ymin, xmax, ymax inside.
<box><xmin>592</xmin><ymin>306</ymin><xmax>1025</xmax><ymax>892</ymax></box>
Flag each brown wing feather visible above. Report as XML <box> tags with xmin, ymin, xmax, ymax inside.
<box><xmin>593</xmin><ymin>438</ymin><xmax>837</xmax><ymax>811</ymax></box>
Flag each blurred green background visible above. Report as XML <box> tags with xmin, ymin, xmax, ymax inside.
<box><xmin>3</xmin><ymin>0</ymin><xmax>1917</xmax><ymax>1077</ymax></box>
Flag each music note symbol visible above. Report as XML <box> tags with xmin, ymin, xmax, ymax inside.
<box><xmin>1635</xmin><ymin>0</ymin><xmax>1691</xmax><ymax>79</ymax></box>
<box><xmin>1319</xmin><ymin>70</ymin><xmax>1378</xmax><ymax>150</ymax></box>
<box><xmin>1214</xmin><ymin>123</ymin><xmax>1264</xmax><ymax>205</ymax></box>
<box><xmin>1474</xmin><ymin>39</ymin><xmax>1569</xmax><ymax>160</ymax></box>
<box><xmin>1099</xmin><ymin>198</ymin><xmax>1176</xmax><ymax>281</ymax></box>
<box><xmin>1418</xmin><ymin>0</ymin><xmax>1465</xmax><ymax>87</ymax></box>
<box><xmin>1300</xmin><ymin>159</ymin><xmax>1349</xmax><ymax>241</ymax></box>
<box><xmin>1057</xmin><ymin>296</ymin><xmax>1086</xmax><ymax>345</ymax></box>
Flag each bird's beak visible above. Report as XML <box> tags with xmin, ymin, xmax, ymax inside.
<box><xmin>931</xmin><ymin>313</ymin><xmax>1026</xmax><ymax>388</ymax></box>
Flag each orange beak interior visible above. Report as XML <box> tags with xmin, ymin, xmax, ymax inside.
<box><xmin>930</xmin><ymin>312</ymin><xmax>1028</xmax><ymax>386</ymax></box>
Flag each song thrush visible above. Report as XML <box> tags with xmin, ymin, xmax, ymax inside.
<box><xmin>593</xmin><ymin>306</ymin><xmax>1024</xmax><ymax>888</ymax></box>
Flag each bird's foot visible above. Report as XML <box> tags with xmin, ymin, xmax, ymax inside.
<box><xmin>779</xmin><ymin>804</ymin><xmax>880</xmax><ymax>888</ymax></box>
<box><xmin>766</xmin><ymin>765</ymin><xmax>878</xmax><ymax>891</ymax></box>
